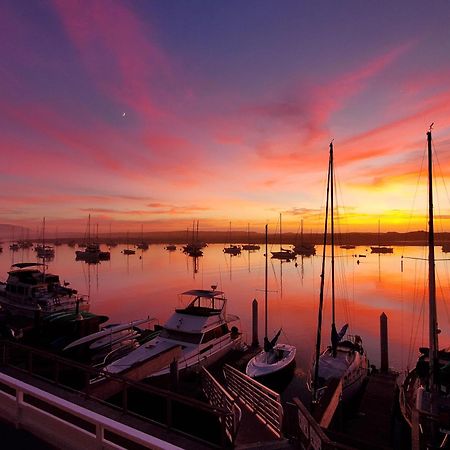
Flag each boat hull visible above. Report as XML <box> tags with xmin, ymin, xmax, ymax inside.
<box><xmin>246</xmin><ymin>343</ymin><xmax>296</xmax><ymax>378</ymax></box>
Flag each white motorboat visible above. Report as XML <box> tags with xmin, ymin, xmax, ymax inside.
<box><xmin>246</xmin><ymin>225</ymin><xmax>296</xmax><ymax>379</ymax></box>
<box><xmin>0</xmin><ymin>262</ymin><xmax>88</xmax><ymax>318</ymax></box>
<box><xmin>63</xmin><ymin>317</ymin><xmax>154</xmax><ymax>351</ymax></box>
<box><xmin>102</xmin><ymin>288</ymin><xmax>241</xmax><ymax>378</ymax></box>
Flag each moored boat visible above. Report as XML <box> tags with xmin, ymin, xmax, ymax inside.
<box><xmin>0</xmin><ymin>262</ymin><xmax>88</xmax><ymax>318</ymax></box>
<box><xmin>310</xmin><ymin>141</ymin><xmax>368</xmax><ymax>404</ymax></box>
<box><xmin>101</xmin><ymin>288</ymin><xmax>242</xmax><ymax>378</ymax></box>
<box><xmin>399</xmin><ymin>126</ymin><xmax>450</xmax><ymax>447</ymax></box>
<box><xmin>246</xmin><ymin>225</ymin><xmax>296</xmax><ymax>379</ymax></box>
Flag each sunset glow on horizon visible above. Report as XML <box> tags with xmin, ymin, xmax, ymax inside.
<box><xmin>2</xmin><ymin>1</ymin><xmax>450</xmax><ymax>235</ymax></box>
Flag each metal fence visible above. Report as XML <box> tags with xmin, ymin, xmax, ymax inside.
<box><xmin>0</xmin><ymin>339</ymin><xmax>232</xmax><ymax>448</ymax></box>
<box><xmin>201</xmin><ymin>367</ymin><xmax>241</xmax><ymax>445</ymax></box>
<box><xmin>222</xmin><ymin>363</ymin><xmax>283</xmax><ymax>437</ymax></box>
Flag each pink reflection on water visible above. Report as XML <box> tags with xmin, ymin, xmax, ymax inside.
<box><xmin>0</xmin><ymin>244</ymin><xmax>448</xmax><ymax>373</ymax></box>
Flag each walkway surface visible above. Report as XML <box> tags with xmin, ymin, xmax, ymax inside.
<box><xmin>327</xmin><ymin>372</ymin><xmax>398</xmax><ymax>450</ymax></box>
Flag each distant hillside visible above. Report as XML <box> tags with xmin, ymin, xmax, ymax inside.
<box><xmin>1</xmin><ymin>225</ymin><xmax>448</xmax><ymax>246</ymax></box>
<box><xmin>66</xmin><ymin>230</ymin><xmax>448</xmax><ymax>246</ymax></box>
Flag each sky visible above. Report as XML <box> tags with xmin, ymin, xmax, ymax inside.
<box><xmin>2</xmin><ymin>0</ymin><xmax>450</xmax><ymax>235</ymax></box>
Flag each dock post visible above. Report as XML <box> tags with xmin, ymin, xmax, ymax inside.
<box><xmin>170</xmin><ymin>359</ymin><xmax>179</xmax><ymax>392</ymax></box>
<box><xmin>380</xmin><ymin>312</ymin><xmax>389</xmax><ymax>373</ymax></box>
<box><xmin>252</xmin><ymin>299</ymin><xmax>259</xmax><ymax>347</ymax></box>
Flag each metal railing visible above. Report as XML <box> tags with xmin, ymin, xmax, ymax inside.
<box><xmin>223</xmin><ymin>363</ymin><xmax>283</xmax><ymax>437</ymax></box>
<box><xmin>202</xmin><ymin>367</ymin><xmax>241</xmax><ymax>445</ymax></box>
<box><xmin>0</xmin><ymin>371</ymin><xmax>182</xmax><ymax>450</ymax></box>
<box><xmin>0</xmin><ymin>340</ymin><xmax>232</xmax><ymax>448</ymax></box>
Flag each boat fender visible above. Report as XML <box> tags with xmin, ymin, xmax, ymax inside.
<box><xmin>416</xmin><ymin>385</ymin><xmax>425</xmax><ymax>411</ymax></box>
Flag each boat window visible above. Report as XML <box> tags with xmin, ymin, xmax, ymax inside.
<box><xmin>202</xmin><ymin>324</ymin><xmax>229</xmax><ymax>343</ymax></box>
<box><xmin>160</xmin><ymin>328</ymin><xmax>202</xmax><ymax>344</ymax></box>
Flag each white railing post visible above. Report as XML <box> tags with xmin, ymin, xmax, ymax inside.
<box><xmin>15</xmin><ymin>387</ymin><xmax>23</xmax><ymax>429</ymax></box>
<box><xmin>96</xmin><ymin>422</ymin><xmax>104</xmax><ymax>447</ymax></box>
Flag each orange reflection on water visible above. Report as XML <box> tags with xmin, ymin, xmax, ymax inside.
<box><xmin>0</xmin><ymin>243</ymin><xmax>448</xmax><ymax>372</ymax></box>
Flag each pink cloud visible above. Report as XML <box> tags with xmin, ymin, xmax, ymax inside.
<box><xmin>51</xmin><ymin>0</ymin><xmax>171</xmax><ymax>117</ymax></box>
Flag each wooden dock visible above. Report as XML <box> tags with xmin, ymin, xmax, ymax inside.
<box><xmin>324</xmin><ymin>372</ymin><xmax>399</xmax><ymax>449</ymax></box>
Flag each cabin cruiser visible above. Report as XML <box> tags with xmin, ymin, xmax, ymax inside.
<box><xmin>0</xmin><ymin>263</ymin><xmax>88</xmax><ymax>318</ymax></box>
<box><xmin>101</xmin><ymin>288</ymin><xmax>241</xmax><ymax>378</ymax></box>
<box><xmin>75</xmin><ymin>243</ymin><xmax>110</xmax><ymax>262</ymax></box>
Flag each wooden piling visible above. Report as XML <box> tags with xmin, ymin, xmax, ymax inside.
<box><xmin>252</xmin><ymin>299</ymin><xmax>259</xmax><ymax>347</ymax></box>
<box><xmin>380</xmin><ymin>312</ymin><xmax>389</xmax><ymax>373</ymax></box>
<box><xmin>170</xmin><ymin>358</ymin><xmax>179</xmax><ymax>392</ymax></box>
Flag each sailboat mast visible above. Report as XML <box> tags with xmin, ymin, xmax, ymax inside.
<box><xmin>331</xmin><ymin>142</ymin><xmax>336</xmax><ymax>330</ymax></box>
<box><xmin>42</xmin><ymin>217</ymin><xmax>46</xmax><ymax>276</ymax></box>
<box><xmin>88</xmin><ymin>214</ymin><xmax>91</xmax><ymax>244</ymax></box>
<box><xmin>313</xmin><ymin>144</ymin><xmax>332</xmax><ymax>399</ymax></box>
<box><xmin>279</xmin><ymin>213</ymin><xmax>282</xmax><ymax>250</ymax></box>
<box><xmin>265</xmin><ymin>224</ymin><xmax>268</xmax><ymax>339</ymax></box>
<box><xmin>427</xmin><ymin>128</ymin><xmax>438</xmax><ymax>393</ymax></box>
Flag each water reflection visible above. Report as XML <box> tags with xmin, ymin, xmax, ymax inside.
<box><xmin>0</xmin><ymin>244</ymin><xmax>448</xmax><ymax>374</ymax></box>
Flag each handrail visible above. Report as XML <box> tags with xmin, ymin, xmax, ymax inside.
<box><xmin>0</xmin><ymin>339</ymin><xmax>230</xmax><ymax>448</ymax></box>
<box><xmin>223</xmin><ymin>364</ymin><xmax>283</xmax><ymax>437</ymax></box>
<box><xmin>0</xmin><ymin>371</ymin><xmax>182</xmax><ymax>450</ymax></box>
<box><xmin>0</xmin><ymin>339</ymin><xmax>223</xmax><ymax>414</ymax></box>
<box><xmin>202</xmin><ymin>367</ymin><xmax>241</xmax><ymax>445</ymax></box>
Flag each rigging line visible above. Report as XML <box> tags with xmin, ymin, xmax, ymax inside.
<box><xmin>403</xmin><ymin>256</ymin><xmax>450</xmax><ymax>261</ymax></box>
<box><xmin>436</xmin><ymin>270</ymin><xmax>450</xmax><ymax>326</ymax></box>
<box><xmin>401</xmin><ymin>145</ymin><xmax>427</xmax><ymax>258</ymax></box>
<box><xmin>433</xmin><ymin>138</ymin><xmax>450</xmax><ymax>209</ymax></box>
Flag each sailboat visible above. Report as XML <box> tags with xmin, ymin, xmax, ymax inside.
<box><xmin>122</xmin><ymin>232</ymin><xmax>136</xmax><ymax>255</ymax></box>
<box><xmin>35</xmin><ymin>218</ymin><xmax>55</xmax><ymax>259</ymax></box>
<box><xmin>75</xmin><ymin>215</ymin><xmax>110</xmax><ymax>262</ymax></box>
<box><xmin>370</xmin><ymin>219</ymin><xmax>393</xmax><ymax>254</ymax></box>
<box><xmin>183</xmin><ymin>221</ymin><xmax>206</xmax><ymax>256</ymax></box>
<box><xmin>223</xmin><ymin>222</ymin><xmax>241</xmax><ymax>255</ymax></box>
<box><xmin>242</xmin><ymin>223</ymin><xmax>260</xmax><ymax>251</ymax></box>
<box><xmin>136</xmin><ymin>224</ymin><xmax>149</xmax><ymax>250</ymax></box>
<box><xmin>310</xmin><ymin>141</ymin><xmax>368</xmax><ymax>403</ymax></box>
<box><xmin>292</xmin><ymin>219</ymin><xmax>316</xmax><ymax>256</ymax></box>
<box><xmin>399</xmin><ymin>127</ymin><xmax>450</xmax><ymax>447</ymax></box>
<box><xmin>246</xmin><ymin>224</ymin><xmax>296</xmax><ymax>378</ymax></box>
<box><xmin>271</xmin><ymin>213</ymin><xmax>295</xmax><ymax>260</ymax></box>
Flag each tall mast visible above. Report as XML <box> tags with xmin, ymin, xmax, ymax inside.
<box><xmin>427</xmin><ymin>127</ymin><xmax>438</xmax><ymax>393</ymax></box>
<box><xmin>279</xmin><ymin>213</ymin><xmax>282</xmax><ymax>250</ymax></box>
<box><xmin>88</xmin><ymin>214</ymin><xmax>91</xmax><ymax>244</ymax></box>
<box><xmin>313</xmin><ymin>143</ymin><xmax>332</xmax><ymax>400</ymax></box>
<box><xmin>331</xmin><ymin>142</ymin><xmax>336</xmax><ymax>340</ymax></box>
<box><xmin>42</xmin><ymin>217</ymin><xmax>46</xmax><ymax>276</ymax></box>
<box><xmin>265</xmin><ymin>224</ymin><xmax>268</xmax><ymax>339</ymax></box>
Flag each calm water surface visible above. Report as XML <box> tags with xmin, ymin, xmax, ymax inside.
<box><xmin>1</xmin><ymin>243</ymin><xmax>449</xmax><ymax>375</ymax></box>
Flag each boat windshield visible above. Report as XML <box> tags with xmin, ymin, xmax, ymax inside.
<box><xmin>160</xmin><ymin>328</ymin><xmax>202</xmax><ymax>344</ymax></box>
<box><xmin>178</xmin><ymin>291</ymin><xmax>225</xmax><ymax>313</ymax></box>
